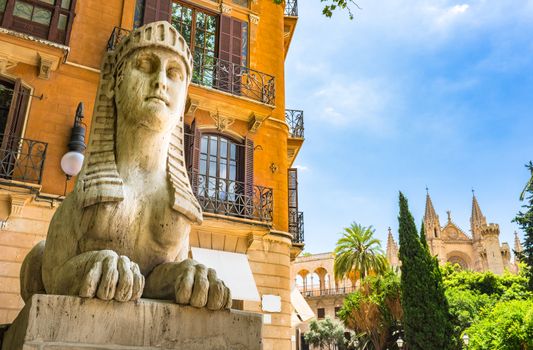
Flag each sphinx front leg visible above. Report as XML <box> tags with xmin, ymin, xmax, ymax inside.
<box><xmin>47</xmin><ymin>250</ymin><xmax>145</xmax><ymax>302</ymax></box>
<box><xmin>144</xmin><ymin>259</ymin><xmax>231</xmax><ymax>310</ymax></box>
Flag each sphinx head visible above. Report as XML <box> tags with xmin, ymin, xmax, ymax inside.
<box><xmin>109</xmin><ymin>22</ymin><xmax>193</xmax><ymax>133</ymax></box>
<box><xmin>79</xmin><ymin>22</ymin><xmax>202</xmax><ymax>224</ymax></box>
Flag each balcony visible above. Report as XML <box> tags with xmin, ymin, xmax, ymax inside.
<box><xmin>192</xmin><ymin>55</ymin><xmax>275</xmax><ymax>106</ymax></box>
<box><xmin>106</xmin><ymin>27</ymin><xmax>130</xmax><ymax>51</ymax></box>
<box><xmin>285</xmin><ymin>109</ymin><xmax>304</xmax><ymax>138</ymax></box>
<box><xmin>286</xmin><ymin>109</ymin><xmax>304</xmax><ymax>167</ymax></box>
<box><xmin>283</xmin><ymin>0</ymin><xmax>298</xmax><ymax>57</ymax></box>
<box><xmin>289</xmin><ymin>210</ymin><xmax>304</xmax><ymax>244</ymax></box>
<box><xmin>0</xmin><ymin>134</ymin><xmax>48</xmax><ymax>184</ymax></box>
<box><xmin>300</xmin><ymin>286</ymin><xmax>356</xmax><ymax>298</ymax></box>
<box><xmin>189</xmin><ymin>171</ymin><xmax>273</xmax><ymax>222</ymax></box>
<box><xmin>284</xmin><ymin>0</ymin><xmax>298</xmax><ymax>16</ymax></box>
<box><xmin>107</xmin><ymin>27</ymin><xmax>276</xmax><ymax>107</ymax></box>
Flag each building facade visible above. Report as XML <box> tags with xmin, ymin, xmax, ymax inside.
<box><xmin>291</xmin><ymin>253</ymin><xmax>354</xmax><ymax>349</ymax></box>
<box><xmin>0</xmin><ymin>1</ymin><xmax>305</xmax><ymax>349</ymax></box>
<box><xmin>387</xmin><ymin>192</ymin><xmax>519</xmax><ymax>274</ymax></box>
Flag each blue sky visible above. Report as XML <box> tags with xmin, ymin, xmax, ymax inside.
<box><xmin>285</xmin><ymin>0</ymin><xmax>533</xmax><ymax>254</ymax></box>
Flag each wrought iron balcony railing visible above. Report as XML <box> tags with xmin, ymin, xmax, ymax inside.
<box><xmin>189</xmin><ymin>171</ymin><xmax>273</xmax><ymax>222</ymax></box>
<box><xmin>289</xmin><ymin>210</ymin><xmax>304</xmax><ymax>244</ymax></box>
<box><xmin>300</xmin><ymin>286</ymin><xmax>356</xmax><ymax>298</ymax></box>
<box><xmin>192</xmin><ymin>55</ymin><xmax>275</xmax><ymax>105</ymax></box>
<box><xmin>0</xmin><ymin>134</ymin><xmax>48</xmax><ymax>184</ymax></box>
<box><xmin>107</xmin><ymin>27</ymin><xmax>131</xmax><ymax>51</ymax></box>
<box><xmin>285</xmin><ymin>109</ymin><xmax>304</xmax><ymax>138</ymax></box>
<box><xmin>284</xmin><ymin>0</ymin><xmax>298</xmax><ymax>16</ymax></box>
<box><xmin>106</xmin><ymin>27</ymin><xmax>276</xmax><ymax>106</ymax></box>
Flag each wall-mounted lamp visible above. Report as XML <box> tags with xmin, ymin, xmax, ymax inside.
<box><xmin>60</xmin><ymin>102</ymin><xmax>86</xmax><ymax>179</ymax></box>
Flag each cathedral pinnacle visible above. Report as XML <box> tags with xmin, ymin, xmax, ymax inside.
<box><xmin>470</xmin><ymin>192</ymin><xmax>487</xmax><ymax>227</ymax></box>
<box><xmin>514</xmin><ymin>231</ymin><xmax>523</xmax><ymax>254</ymax></box>
<box><xmin>424</xmin><ymin>190</ymin><xmax>439</xmax><ymax>224</ymax></box>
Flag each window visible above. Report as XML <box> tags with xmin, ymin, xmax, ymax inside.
<box><xmin>199</xmin><ymin>134</ymin><xmax>239</xmax><ymax>200</ymax></box>
<box><xmin>0</xmin><ymin>0</ymin><xmax>76</xmax><ymax>44</ymax></box>
<box><xmin>317</xmin><ymin>308</ymin><xmax>325</xmax><ymax>319</ymax></box>
<box><xmin>334</xmin><ymin>307</ymin><xmax>341</xmax><ymax>318</ymax></box>
<box><xmin>0</xmin><ymin>77</ymin><xmax>46</xmax><ymax>184</ymax></box>
<box><xmin>231</xmin><ymin>0</ymin><xmax>248</xmax><ymax>8</ymax></box>
<box><xmin>171</xmin><ymin>3</ymin><xmax>217</xmax><ymax>85</ymax></box>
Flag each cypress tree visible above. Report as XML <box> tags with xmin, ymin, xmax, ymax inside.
<box><xmin>514</xmin><ymin>162</ymin><xmax>533</xmax><ymax>291</ymax></box>
<box><xmin>398</xmin><ymin>192</ymin><xmax>451</xmax><ymax>350</ymax></box>
<box><xmin>420</xmin><ymin>221</ymin><xmax>429</xmax><ymax>252</ymax></box>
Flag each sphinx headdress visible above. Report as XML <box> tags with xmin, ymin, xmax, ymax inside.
<box><xmin>77</xmin><ymin>21</ymin><xmax>202</xmax><ymax>224</ymax></box>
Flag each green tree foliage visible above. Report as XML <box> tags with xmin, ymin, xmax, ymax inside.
<box><xmin>304</xmin><ymin>317</ymin><xmax>346</xmax><ymax>350</ymax></box>
<box><xmin>420</xmin><ymin>221</ymin><xmax>429</xmax><ymax>252</ymax></box>
<box><xmin>397</xmin><ymin>192</ymin><xmax>452</xmax><ymax>350</ymax></box>
<box><xmin>333</xmin><ymin>223</ymin><xmax>387</xmax><ymax>283</ymax></box>
<box><xmin>337</xmin><ymin>270</ymin><xmax>402</xmax><ymax>350</ymax></box>
<box><xmin>466</xmin><ymin>299</ymin><xmax>533</xmax><ymax>350</ymax></box>
<box><xmin>514</xmin><ymin>161</ymin><xmax>533</xmax><ymax>291</ymax></box>
<box><xmin>272</xmin><ymin>0</ymin><xmax>360</xmax><ymax>19</ymax></box>
<box><xmin>442</xmin><ymin>264</ymin><xmax>533</xmax><ymax>349</ymax></box>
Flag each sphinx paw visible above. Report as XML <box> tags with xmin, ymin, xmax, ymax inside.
<box><xmin>79</xmin><ymin>250</ymin><xmax>144</xmax><ymax>302</ymax></box>
<box><xmin>174</xmin><ymin>259</ymin><xmax>231</xmax><ymax>310</ymax></box>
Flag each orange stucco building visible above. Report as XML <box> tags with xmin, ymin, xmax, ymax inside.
<box><xmin>0</xmin><ymin>0</ymin><xmax>304</xmax><ymax>348</ymax></box>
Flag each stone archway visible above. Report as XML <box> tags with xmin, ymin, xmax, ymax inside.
<box><xmin>447</xmin><ymin>251</ymin><xmax>472</xmax><ymax>270</ymax></box>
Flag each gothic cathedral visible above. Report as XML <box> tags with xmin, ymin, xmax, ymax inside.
<box><xmin>387</xmin><ymin>192</ymin><xmax>522</xmax><ymax>274</ymax></box>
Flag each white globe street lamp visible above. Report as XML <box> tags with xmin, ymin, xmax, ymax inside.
<box><xmin>396</xmin><ymin>336</ymin><xmax>404</xmax><ymax>349</ymax></box>
<box><xmin>462</xmin><ymin>333</ymin><xmax>470</xmax><ymax>347</ymax></box>
<box><xmin>61</xmin><ymin>102</ymin><xmax>86</xmax><ymax>179</ymax></box>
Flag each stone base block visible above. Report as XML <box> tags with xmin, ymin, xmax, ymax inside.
<box><xmin>2</xmin><ymin>294</ymin><xmax>262</xmax><ymax>350</ymax></box>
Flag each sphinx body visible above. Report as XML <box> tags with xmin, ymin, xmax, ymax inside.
<box><xmin>20</xmin><ymin>22</ymin><xmax>230</xmax><ymax>310</ymax></box>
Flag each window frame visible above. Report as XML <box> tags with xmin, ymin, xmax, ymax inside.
<box><xmin>171</xmin><ymin>0</ymin><xmax>219</xmax><ymax>58</ymax></box>
<box><xmin>0</xmin><ymin>0</ymin><xmax>76</xmax><ymax>45</ymax></box>
<box><xmin>198</xmin><ymin>132</ymin><xmax>242</xmax><ymax>187</ymax></box>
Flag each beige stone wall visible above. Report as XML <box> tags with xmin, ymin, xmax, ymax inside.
<box><xmin>0</xmin><ymin>192</ymin><xmax>56</xmax><ymax>324</ymax></box>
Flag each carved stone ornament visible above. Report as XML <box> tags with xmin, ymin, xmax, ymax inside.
<box><xmin>221</xmin><ymin>3</ymin><xmax>232</xmax><ymax>14</ymax></box>
<box><xmin>19</xmin><ymin>21</ymin><xmax>231</xmax><ymax>311</ymax></box>
<box><xmin>249</xmin><ymin>13</ymin><xmax>259</xmax><ymax>25</ymax></box>
<box><xmin>38</xmin><ymin>53</ymin><xmax>54</xmax><ymax>79</ymax></box>
<box><xmin>0</xmin><ymin>56</ymin><xmax>17</xmax><ymax>73</ymax></box>
<box><xmin>211</xmin><ymin>111</ymin><xmax>235</xmax><ymax>132</ymax></box>
<box><xmin>249</xmin><ymin>14</ymin><xmax>260</xmax><ymax>25</ymax></box>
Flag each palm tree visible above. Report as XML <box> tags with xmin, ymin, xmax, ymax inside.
<box><xmin>334</xmin><ymin>223</ymin><xmax>388</xmax><ymax>284</ymax></box>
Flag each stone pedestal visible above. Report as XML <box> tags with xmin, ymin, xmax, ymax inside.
<box><xmin>2</xmin><ymin>294</ymin><xmax>262</xmax><ymax>350</ymax></box>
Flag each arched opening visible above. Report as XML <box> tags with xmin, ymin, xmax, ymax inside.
<box><xmin>314</xmin><ymin>267</ymin><xmax>328</xmax><ymax>291</ymax></box>
<box><xmin>447</xmin><ymin>251</ymin><xmax>472</xmax><ymax>270</ymax></box>
<box><xmin>297</xmin><ymin>269</ymin><xmax>309</xmax><ymax>291</ymax></box>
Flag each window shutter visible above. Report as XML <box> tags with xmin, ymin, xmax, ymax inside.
<box><xmin>190</xmin><ymin>121</ymin><xmax>201</xmax><ymax>191</ymax></box>
<box><xmin>3</xmin><ymin>79</ymin><xmax>27</xmax><ymax>140</ymax></box>
<box><xmin>1</xmin><ymin>80</ymin><xmax>29</xmax><ymax>179</ymax></box>
<box><xmin>244</xmin><ymin>136</ymin><xmax>253</xmax><ymax>197</ymax></box>
<box><xmin>143</xmin><ymin>0</ymin><xmax>171</xmax><ymax>25</ymax></box>
<box><xmin>218</xmin><ymin>15</ymin><xmax>243</xmax><ymax>93</ymax></box>
<box><xmin>64</xmin><ymin>0</ymin><xmax>78</xmax><ymax>45</ymax></box>
<box><xmin>184</xmin><ymin>123</ymin><xmax>192</xmax><ymax>170</ymax></box>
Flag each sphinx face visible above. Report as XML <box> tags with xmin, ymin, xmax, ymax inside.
<box><xmin>115</xmin><ymin>47</ymin><xmax>188</xmax><ymax>133</ymax></box>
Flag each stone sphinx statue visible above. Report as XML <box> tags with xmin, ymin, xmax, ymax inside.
<box><xmin>20</xmin><ymin>21</ymin><xmax>231</xmax><ymax>310</ymax></box>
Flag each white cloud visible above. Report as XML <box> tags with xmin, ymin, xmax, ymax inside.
<box><xmin>293</xmin><ymin>164</ymin><xmax>309</xmax><ymax>172</ymax></box>
<box><xmin>310</xmin><ymin>79</ymin><xmax>394</xmax><ymax>132</ymax></box>
<box><xmin>432</xmin><ymin>3</ymin><xmax>470</xmax><ymax>30</ymax></box>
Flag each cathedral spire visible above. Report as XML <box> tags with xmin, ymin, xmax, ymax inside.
<box><xmin>514</xmin><ymin>231</ymin><xmax>523</xmax><ymax>256</ymax></box>
<box><xmin>386</xmin><ymin>227</ymin><xmax>399</xmax><ymax>268</ymax></box>
<box><xmin>470</xmin><ymin>191</ymin><xmax>487</xmax><ymax>227</ymax></box>
<box><xmin>424</xmin><ymin>189</ymin><xmax>439</xmax><ymax>224</ymax></box>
